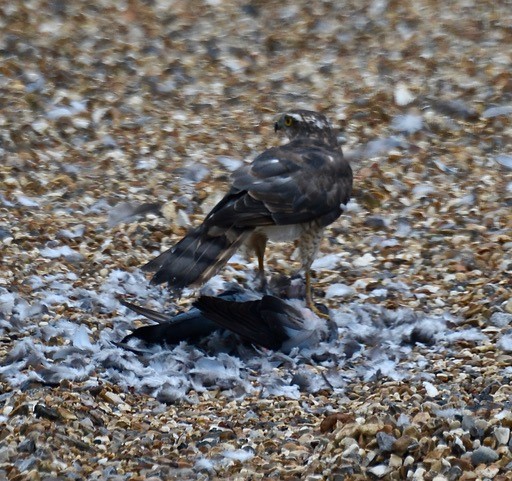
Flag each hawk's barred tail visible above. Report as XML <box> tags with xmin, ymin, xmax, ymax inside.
<box><xmin>141</xmin><ymin>226</ymin><xmax>250</xmax><ymax>289</ymax></box>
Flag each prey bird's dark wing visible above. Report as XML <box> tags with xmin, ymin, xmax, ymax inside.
<box><xmin>120</xmin><ymin>299</ymin><xmax>219</xmax><ymax>345</ymax></box>
<box><xmin>193</xmin><ymin>295</ymin><xmax>304</xmax><ymax>350</ymax></box>
<box><xmin>119</xmin><ymin>289</ymin><xmax>254</xmax><ymax>346</ymax></box>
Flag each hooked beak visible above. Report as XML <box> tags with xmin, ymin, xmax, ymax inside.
<box><xmin>274</xmin><ymin>121</ymin><xmax>280</xmax><ymax>133</ymax></box>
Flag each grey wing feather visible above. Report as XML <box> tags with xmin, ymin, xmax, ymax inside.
<box><xmin>228</xmin><ymin>141</ymin><xmax>352</xmax><ymax>227</ymax></box>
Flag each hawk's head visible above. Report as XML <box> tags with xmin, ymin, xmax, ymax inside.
<box><xmin>274</xmin><ymin>110</ymin><xmax>338</xmax><ymax>147</ymax></box>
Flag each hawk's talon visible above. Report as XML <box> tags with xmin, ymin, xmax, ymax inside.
<box><xmin>253</xmin><ymin>270</ymin><xmax>269</xmax><ymax>293</ymax></box>
<box><xmin>308</xmin><ymin>302</ymin><xmax>331</xmax><ymax>320</ymax></box>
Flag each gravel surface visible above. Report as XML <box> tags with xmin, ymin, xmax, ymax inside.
<box><xmin>1</xmin><ymin>0</ymin><xmax>512</xmax><ymax>479</ymax></box>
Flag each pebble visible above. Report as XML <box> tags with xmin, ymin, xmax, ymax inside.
<box><xmin>367</xmin><ymin>464</ymin><xmax>390</xmax><ymax>478</ymax></box>
<box><xmin>470</xmin><ymin>446</ymin><xmax>499</xmax><ymax>465</ymax></box>
<box><xmin>494</xmin><ymin>427</ymin><xmax>510</xmax><ymax>445</ymax></box>
<box><xmin>376</xmin><ymin>432</ymin><xmax>397</xmax><ymax>452</ymax></box>
<box><xmin>504</xmin><ymin>300</ymin><xmax>512</xmax><ymax>314</ymax></box>
<box><xmin>489</xmin><ymin>313</ymin><xmax>512</xmax><ymax>327</ymax></box>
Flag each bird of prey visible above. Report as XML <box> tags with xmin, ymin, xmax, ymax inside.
<box><xmin>142</xmin><ymin>110</ymin><xmax>353</xmax><ymax>308</ymax></box>
<box><xmin>120</xmin><ymin>292</ymin><xmax>327</xmax><ymax>353</ymax></box>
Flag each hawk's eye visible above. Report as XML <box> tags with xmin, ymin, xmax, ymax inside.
<box><xmin>284</xmin><ymin>115</ymin><xmax>294</xmax><ymax>127</ymax></box>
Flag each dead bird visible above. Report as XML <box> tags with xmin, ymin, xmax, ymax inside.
<box><xmin>119</xmin><ymin>293</ymin><xmax>330</xmax><ymax>354</ymax></box>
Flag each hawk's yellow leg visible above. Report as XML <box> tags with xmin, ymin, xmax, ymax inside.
<box><xmin>305</xmin><ymin>269</ymin><xmax>330</xmax><ymax>319</ymax></box>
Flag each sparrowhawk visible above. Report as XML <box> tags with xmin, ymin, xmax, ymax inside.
<box><xmin>142</xmin><ymin>110</ymin><xmax>353</xmax><ymax>309</ymax></box>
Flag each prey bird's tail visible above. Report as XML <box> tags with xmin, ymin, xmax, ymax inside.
<box><xmin>142</xmin><ymin>226</ymin><xmax>250</xmax><ymax>289</ymax></box>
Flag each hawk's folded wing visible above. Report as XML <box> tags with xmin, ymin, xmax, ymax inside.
<box><xmin>204</xmin><ymin>139</ymin><xmax>352</xmax><ymax>230</ymax></box>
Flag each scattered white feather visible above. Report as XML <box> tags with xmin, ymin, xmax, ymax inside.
<box><xmin>444</xmin><ymin>328</ymin><xmax>487</xmax><ymax>343</ymax></box>
<box><xmin>195</xmin><ymin>458</ymin><xmax>216</xmax><ymax>472</ymax></box>
<box><xmin>481</xmin><ymin>105</ymin><xmax>512</xmax><ymax>118</ymax></box>
<box><xmin>217</xmin><ymin>156</ymin><xmax>243</xmax><ymax>171</ymax></box>
<box><xmin>47</xmin><ymin>107</ymin><xmax>74</xmax><ymax>119</ymax></box>
<box><xmin>72</xmin><ymin>325</ymin><xmax>94</xmax><ymax>350</ymax></box>
<box><xmin>396</xmin><ymin>414</ymin><xmax>410</xmax><ymax>427</ymax></box>
<box><xmin>495</xmin><ymin>154</ymin><xmax>512</xmax><ymax>170</ymax></box>
<box><xmin>412</xmin><ymin>184</ymin><xmax>436</xmax><ymax>199</ymax></box>
<box><xmin>394</xmin><ymin>83</ymin><xmax>415</xmax><ymax>106</ymax></box>
<box><xmin>423</xmin><ymin>381</ymin><xmax>439</xmax><ymax>397</ymax></box>
<box><xmin>0</xmin><ymin>291</ymin><xmax>16</xmax><ymax>314</ymax></box>
<box><xmin>344</xmin><ymin>199</ymin><xmax>362</xmax><ymax>214</ymax></box>
<box><xmin>311</xmin><ymin>253</ymin><xmax>340</xmax><ymax>270</ymax></box>
<box><xmin>433</xmin><ymin>158</ymin><xmax>458</xmax><ymax>174</ymax></box>
<box><xmin>57</xmin><ymin>225</ymin><xmax>85</xmax><ymax>239</ymax></box>
<box><xmin>498</xmin><ymin>334</ymin><xmax>512</xmax><ymax>352</ymax></box>
<box><xmin>39</xmin><ymin>245</ymin><xmax>83</xmax><ymax>261</ymax></box>
<box><xmin>16</xmin><ymin>194</ymin><xmax>40</xmax><ymax>207</ymax></box>
<box><xmin>391</xmin><ymin>114</ymin><xmax>423</xmax><ymax>134</ymax></box>
<box><xmin>47</xmin><ymin>100</ymin><xmax>87</xmax><ymax>120</ymax></box>
<box><xmin>365</xmin><ymin>359</ymin><xmax>403</xmax><ymax>381</ymax></box>
<box><xmin>452</xmin><ymin>193</ymin><xmax>475</xmax><ymax>206</ymax></box>
<box><xmin>435</xmin><ymin>408</ymin><xmax>462</xmax><ymax>419</ymax></box>
<box><xmin>325</xmin><ymin>283</ymin><xmax>355</xmax><ymax>299</ymax></box>
<box><xmin>369</xmin><ymin>288</ymin><xmax>388</xmax><ymax>298</ymax></box>
<box><xmin>0</xmin><ymin>267</ymin><xmax>491</xmax><ymax>405</ymax></box>
<box><xmin>353</xmin><ymin>253</ymin><xmax>375</xmax><ymax>268</ymax></box>
<box><xmin>135</xmin><ymin>157</ymin><xmax>158</xmax><ymax>170</ymax></box>
<box><xmin>222</xmin><ymin>448</ymin><xmax>254</xmax><ymax>462</ymax></box>
<box><xmin>41</xmin><ymin>293</ymin><xmax>72</xmax><ymax>306</ymax></box>
<box><xmin>362</xmin><ymin>137</ymin><xmax>405</xmax><ymax>158</ymax></box>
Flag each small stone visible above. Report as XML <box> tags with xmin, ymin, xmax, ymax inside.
<box><xmin>452</xmin><ymin>436</ymin><xmax>466</xmax><ymax>455</ymax></box>
<box><xmin>446</xmin><ymin>466</ymin><xmax>463</xmax><ymax>481</ymax></box>
<box><xmin>471</xmin><ymin>446</ymin><xmax>499</xmax><ymax>465</ymax></box>
<box><xmin>475</xmin><ymin>465</ymin><xmax>500</xmax><ymax>478</ymax></box>
<box><xmin>18</xmin><ymin>438</ymin><xmax>36</xmax><ymax>453</ymax></box>
<box><xmin>393</xmin><ymin>435</ymin><xmax>418</xmax><ymax>455</ymax></box>
<box><xmin>459</xmin><ymin>473</ymin><xmax>478</xmax><ymax>481</ymax></box>
<box><xmin>489</xmin><ymin>312</ymin><xmax>512</xmax><ymax>327</ymax></box>
<box><xmin>376</xmin><ymin>432</ymin><xmax>397</xmax><ymax>452</ymax></box>
<box><xmin>412</xmin><ymin>467</ymin><xmax>427</xmax><ymax>481</ymax></box>
<box><xmin>451</xmin><ymin>457</ymin><xmax>473</xmax><ymax>471</ymax></box>
<box><xmin>176</xmin><ymin>209</ymin><xmax>190</xmax><ymax>227</ymax></box>
<box><xmin>34</xmin><ymin>403</ymin><xmax>61</xmax><ymax>421</ymax></box>
<box><xmin>342</xmin><ymin>443</ymin><xmax>360</xmax><ymax>459</ymax></box>
<box><xmin>504</xmin><ymin>299</ymin><xmax>512</xmax><ymax>314</ymax></box>
<box><xmin>367</xmin><ymin>464</ymin><xmax>390</xmax><ymax>478</ymax></box>
<box><xmin>494</xmin><ymin>427</ymin><xmax>510</xmax><ymax>445</ymax></box>
<box><xmin>495</xmin><ymin>154</ymin><xmax>512</xmax><ymax>170</ymax></box>
<box><xmin>412</xmin><ymin>412</ymin><xmax>431</xmax><ymax>424</ymax></box>
<box><xmin>474</xmin><ymin>419</ymin><xmax>489</xmax><ymax>436</ymax></box>
<box><xmin>320</xmin><ymin>413</ymin><xmax>355</xmax><ymax>433</ymax></box>
<box><xmin>99</xmin><ymin>390</ymin><xmax>124</xmax><ymax>405</ymax></box>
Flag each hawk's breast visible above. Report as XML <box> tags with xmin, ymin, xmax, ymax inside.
<box><xmin>256</xmin><ymin>224</ymin><xmax>304</xmax><ymax>242</ymax></box>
